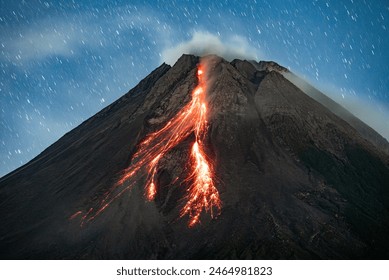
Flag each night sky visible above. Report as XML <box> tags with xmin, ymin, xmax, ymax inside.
<box><xmin>1</xmin><ymin>0</ymin><xmax>388</xmax><ymax>177</ymax></box>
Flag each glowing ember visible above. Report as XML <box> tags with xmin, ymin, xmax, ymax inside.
<box><xmin>72</xmin><ymin>63</ymin><xmax>221</xmax><ymax>227</ymax></box>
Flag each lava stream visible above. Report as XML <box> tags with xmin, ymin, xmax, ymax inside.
<box><xmin>73</xmin><ymin>63</ymin><xmax>221</xmax><ymax>227</ymax></box>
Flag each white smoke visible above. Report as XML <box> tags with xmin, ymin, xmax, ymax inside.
<box><xmin>161</xmin><ymin>31</ymin><xmax>259</xmax><ymax>65</ymax></box>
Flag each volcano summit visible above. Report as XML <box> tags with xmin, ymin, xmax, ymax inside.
<box><xmin>1</xmin><ymin>54</ymin><xmax>388</xmax><ymax>259</ymax></box>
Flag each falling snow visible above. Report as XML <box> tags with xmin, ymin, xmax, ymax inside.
<box><xmin>1</xmin><ymin>0</ymin><xmax>389</xmax><ymax>177</ymax></box>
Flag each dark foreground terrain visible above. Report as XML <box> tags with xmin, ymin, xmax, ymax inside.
<box><xmin>1</xmin><ymin>54</ymin><xmax>388</xmax><ymax>259</ymax></box>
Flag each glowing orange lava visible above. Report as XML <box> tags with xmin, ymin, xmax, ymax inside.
<box><xmin>73</xmin><ymin>63</ymin><xmax>221</xmax><ymax>227</ymax></box>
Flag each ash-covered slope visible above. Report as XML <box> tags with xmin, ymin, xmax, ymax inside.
<box><xmin>281</xmin><ymin>71</ymin><xmax>389</xmax><ymax>154</ymax></box>
<box><xmin>1</xmin><ymin>54</ymin><xmax>389</xmax><ymax>259</ymax></box>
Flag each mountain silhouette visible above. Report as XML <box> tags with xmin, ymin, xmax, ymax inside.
<box><xmin>1</xmin><ymin>54</ymin><xmax>388</xmax><ymax>259</ymax></box>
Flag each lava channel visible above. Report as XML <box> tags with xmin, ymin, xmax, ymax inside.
<box><xmin>71</xmin><ymin>63</ymin><xmax>221</xmax><ymax>227</ymax></box>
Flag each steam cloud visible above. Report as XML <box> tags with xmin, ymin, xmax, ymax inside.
<box><xmin>161</xmin><ymin>31</ymin><xmax>259</xmax><ymax>65</ymax></box>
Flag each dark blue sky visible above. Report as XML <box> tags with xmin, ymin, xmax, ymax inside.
<box><xmin>1</xmin><ymin>0</ymin><xmax>388</xmax><ymax>177</ymax></box>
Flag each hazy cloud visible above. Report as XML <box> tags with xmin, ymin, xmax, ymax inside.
<box><xmin>285</xmin><ymin>72</ymin><xmax>389</xmax><ymax>141</ymax></box>
<box><xmin>329</xmin><ymin>93</ymin><xmax>389</xmax><ymax>141</ymax></box>
<box><xmin>2</xmin><ymin>8</ymin><xmax>165</xmax><ymax>65</ymax></box>
<box><xmin>161</xmin><ymin>31</ymin><xmax>260</xmax><ymax>65</ymax></box>
<box><xmin>2</xmin><ymin>21</ymin><xmax>86</xmax><ymax>64</ymax></box>
<box><xmin>313</xmin><ymin>81</ymin><xmax>389</xmax><ymax>141</ymax></box>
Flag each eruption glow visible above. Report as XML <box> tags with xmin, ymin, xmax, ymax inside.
<box><xmin>72</xmin><ymin>63</ymin><xmax>221</xmax><ymax>227</ymax></box>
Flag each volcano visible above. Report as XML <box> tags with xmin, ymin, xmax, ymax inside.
<box><xmin>1</xmin><ymin>54</ymin><xmax>389</xmax><ymax>259</ymax></box>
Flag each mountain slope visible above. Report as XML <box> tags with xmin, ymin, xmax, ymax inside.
<box><xmin>0</xmin><ymin>54</ymin><xmax>388</xmax><ymax>259</ymax></box>
<box><xmin>282</xmin><ymin>71</ymin><xmax>389</xmax><ymax>154</ymax></box>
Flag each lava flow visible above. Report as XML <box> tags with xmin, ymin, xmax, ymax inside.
<box><xmin>72</xmin><ymin>63</ymin><xmax>221</xmax><ymax>227</ymax></box>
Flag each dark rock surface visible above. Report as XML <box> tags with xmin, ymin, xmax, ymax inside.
<box><xmin>0</xmin><ymin>54</ymin><xmax>388</xmax><ymax>259</ymax></box>
<box><xmin>283</xmin><ymin>71</ymin><xmax>389</xmax><ymax>154</ymax></box>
